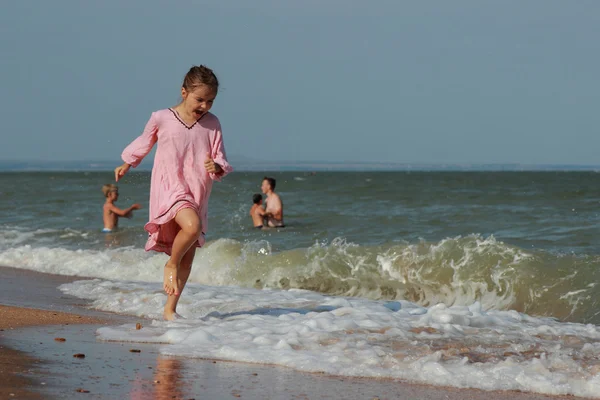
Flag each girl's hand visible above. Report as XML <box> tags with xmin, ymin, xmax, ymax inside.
<box><xmin>204</xmin><ymin>152</ymin><xmax>222</xmax><ymax>174</ymax></box>
<box><xmin>115</xmin><ymin>163</ymin><xmax>131</xmax><ymax>182</ymax></box>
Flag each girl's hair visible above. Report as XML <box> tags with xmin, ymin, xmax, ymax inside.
<box><xmin>182</xmin><ymin>65</ymin><xmax>219</xmax><ymax>93</ymax></box>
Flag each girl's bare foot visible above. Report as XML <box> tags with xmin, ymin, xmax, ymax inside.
<box><xmin>163</xmin><ymin>262</ymin><xmax>180</xmax><ymax>296</ymax></box>
<box><xmin>163</xmin><ymin>311</ymin><xmax>185</xmax><ymax>321</ymax></box>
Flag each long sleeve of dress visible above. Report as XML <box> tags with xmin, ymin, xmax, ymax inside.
<box><xmin>121</xmin><ymin>113</ymin><xmax>158</xmax><ymax>168</ymax></box>
<box><xmin>210</xmin><ymin>122</ymin><xmax>233</xmax><ymax>182</ymax></box>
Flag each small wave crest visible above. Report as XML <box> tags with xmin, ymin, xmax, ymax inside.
<box><xmin>1</xmin><ymin>233</ymin><xmax>599</xmax><ymax>323</ymax></box>
<box><xmin>193</xmin><ymin>236</ymin><xmax>522</xmax><ymax>306</ymax></box>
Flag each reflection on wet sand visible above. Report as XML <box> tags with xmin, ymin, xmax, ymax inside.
<box><xmin>152</xmin><ymin>357</ymin><xmax>186</xmax><ymax>400</ymax></box>
<box><xmin>130</xmin><ymin>357</ymin><xmax>186</xmax><ymax>400</ymax></box>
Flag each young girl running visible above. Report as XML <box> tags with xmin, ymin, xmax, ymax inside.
<box><xmin>114</xmin><ymin>65</ymin><xmax>233</xmax><ymax>320</ymax></box>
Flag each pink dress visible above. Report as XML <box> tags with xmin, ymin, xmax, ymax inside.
<box><xmin>121</xmin><ymin>108</ymin><xmax>233</xmax><ymax>255</ymax></box>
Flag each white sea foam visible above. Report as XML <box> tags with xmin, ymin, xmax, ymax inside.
<box><xmin>0</xmin><ymin>244</ymin><xmax>164</xmax><ymax>281</ymax></box>
<box><xmin>0</xmin><ymin>227</ymin><xmax>63</xmax><ymax>248</ymax></box>
<box><xmin>0</xmin><ymin>226</ymin><xmax>95</xmax><ymax>251</ymax></box>
<box><xmin>59</xmin><ymin>279</ymin><xmax>600</xmax><ymax>398</ymax></box>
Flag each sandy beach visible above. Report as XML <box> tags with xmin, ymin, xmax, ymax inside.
<box><xmin>0</xmin><ymin>266</ymin><xmax>589</xmax><ymax>400</ymax></box>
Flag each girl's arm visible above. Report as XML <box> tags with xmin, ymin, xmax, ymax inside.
<box><xmin>209</xmin><ymin>121</ymin><xmax>233</xmax><ymax>181</ymax></box>
<box><xmin>121</xmin><ymin>113</ymin><xmax>159</xmax><ymax>168</ymax></box>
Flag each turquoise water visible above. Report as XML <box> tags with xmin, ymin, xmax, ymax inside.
<box><xmin>1</xmin><ymin>171</ymin><xmax>600</xmax><ymax>323</ymax></box>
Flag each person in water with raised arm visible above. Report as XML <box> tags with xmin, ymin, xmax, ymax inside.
<box><xmin>101</xmin><ymin>184</ymin><xmax>141</xmax><ymax>233</ymax></box>
<box><xmin>261</xmin><ymin>177</ymin><xmax>284</xmax><ymax>227</ymax></box>
<box><xmin>114</xmin><ymin>65</ymin><xmax>233</xmax><ymax>320</ymax></box>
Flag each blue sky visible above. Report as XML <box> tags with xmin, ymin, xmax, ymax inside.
<box><xmin>0</xmin><ymin>1</ymin><xmax>598</xmax><ymax>165</ymax></box>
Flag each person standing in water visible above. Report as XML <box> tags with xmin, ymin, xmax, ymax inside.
<box><xmin>261</xmin><ymin>177</ymin><xmax>284</xmax><ymax>227</ymax></box>
<box><xmin>114</xmin><ymin>65</ymin><xmax>233</xmax><ymax>320</ymax></box>
<box><xmin>250</xmin><ymin>193</ymin><xmax>266</xmax><ymax>229</ymax></box>
<box><xmin>101</xmin><ymin>184</ymin><xmax>141</xmax><ymax>233</ymax></box>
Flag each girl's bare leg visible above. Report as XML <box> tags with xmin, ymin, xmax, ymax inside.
<box><xmin>164</xmin><ymin>245</ymin><xmax>196</xmax><ymax>321</ymax></box>
<box><xmin>163</xmin><ymin>208</ymin><xmax>202</xmax><ymax>296</ymax></box>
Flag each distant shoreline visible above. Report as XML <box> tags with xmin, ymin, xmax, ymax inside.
<box><xmin>1</xmin><ymin>160</ymin><xmax>600</xmax><ymax>172</ymax></box>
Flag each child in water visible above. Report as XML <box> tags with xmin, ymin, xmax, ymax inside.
<box><xmin>250</xmin><ymin>193</ymin><xmax>266</xmax><ymax>229</ymax></box>
<box><xmin>101</xmin><ymin>184</ymin><xmax>141</xmax><ymax>233</ymax></box>
<box><xmin>114</xmin><ymin>65</ymin><xmax>233</xmax><ymax>320</ymax></box>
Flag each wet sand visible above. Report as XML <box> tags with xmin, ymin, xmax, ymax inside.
<box><xmin>0</xmin><ymin>305</ymin><xmax>109</xmax><ymax>400</ymax></box>
<box><xmin>0</xmin><ymin>343</ymin><xmax>42</xmax><ymax>400</ymax></box>
<box><xmin>0</xmin><ymin>266</ymin><xmax>115</xmax><ymax>399</ymax></box>
<box><xmin>0</xmin><ymin>266</ymin><xmax>589</xmax><ymax>399</ymax></box>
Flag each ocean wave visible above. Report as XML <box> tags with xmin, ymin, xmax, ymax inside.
<box><xmin>1</xmin><ymin>234</ymin><xmax>599</xmax><ymax>324</ymax></box>
<box><xmin>0</xmin><ymin>225</ymin><xmax>145</xmax><ymax>251</ymax></box>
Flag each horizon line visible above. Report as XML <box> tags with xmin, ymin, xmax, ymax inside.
<box><xmin>1</xmin><ymin>159</ymin><xmax>600</xmax><ymax>168</ymax></box>
<box><xmin>1</xmin><ymin>160</ymin><xmax>600</xmax><ymax>173</ymax></box>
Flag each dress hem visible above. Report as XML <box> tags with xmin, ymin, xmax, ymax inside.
<box><xmin>143</xmin><ymin>200</ymin><xmax>206</xmax><ymax>256</ymax></box>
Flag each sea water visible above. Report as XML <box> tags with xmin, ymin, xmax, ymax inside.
<box><xmin>2</xmin><ymin>171</ymin><xmax>600</xmax><ymax>397</ymax></box>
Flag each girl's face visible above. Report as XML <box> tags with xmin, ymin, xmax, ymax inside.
<box><xmin>181</xmin><ymin>85</ymin><xmax>217</xmax><ymax>119</ymax></box>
